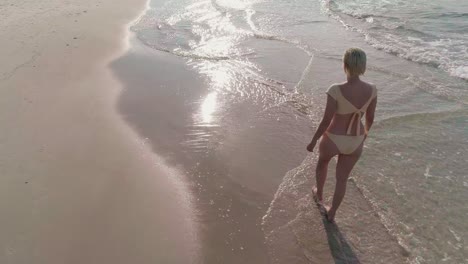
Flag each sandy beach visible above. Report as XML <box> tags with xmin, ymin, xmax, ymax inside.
<box><xmin>0</xmin><ymin>0</ymin><xmax>198</xmax><ymax>263</ymax></box>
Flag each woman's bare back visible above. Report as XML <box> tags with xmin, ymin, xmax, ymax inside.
<box><xmin>338</xmin><ymin>80</ymin><xmax>374</xmax><ymax>108</ymax></box>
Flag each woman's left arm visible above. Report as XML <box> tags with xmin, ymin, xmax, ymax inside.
<box><xmin>307</xmin><ymin>95</ymin><xmax>337</xmax><ymax>152</ymax></box>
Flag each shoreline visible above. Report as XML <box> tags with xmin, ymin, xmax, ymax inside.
<box><xmin>0</xmin><ymin>0</ymin><xmax>198</xmax><ymax>263</ymax></box>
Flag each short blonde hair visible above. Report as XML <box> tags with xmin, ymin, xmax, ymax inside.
<box><xmin>343</xmin><ymin>48</ymin><xmax>366</xmax><ymax>76</ymax></box>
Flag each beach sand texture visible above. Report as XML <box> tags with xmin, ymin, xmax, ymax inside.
<box><xmin>0</xmin><ymin>1</ymin><xmax>198</xmax><ymax>263</ymax></box>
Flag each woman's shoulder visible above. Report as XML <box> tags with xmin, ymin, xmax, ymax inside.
<box><xmin>359</xmin><ymin>81</ymin><xmax>378</xmax><ymax>97</ymax></box>
<box><xmin>326</xmin><ymin>83</ymin><xmax>343</xmax><ymax>99</ymax></box>
<box><xmin>361</xmin><ymin>81</ymin><xmax>377</xmax><ymax>90</ymax></box>
<box><xmin>367</xmin><ymin>82</ymin><xmax>378</xmax><ymax>96</ymax></box>
<box><xmin>330</xmin><ymin>82</ymin><xmax>346</xmax><ymax>87</ymax></box>
<box><xmin>326</xmin><ymin>82</ymin><xmax>345</xmax><ymax>91</ymax></box>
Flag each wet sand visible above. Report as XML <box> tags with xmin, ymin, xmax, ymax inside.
<box><xmin>111</xmin><ymin>40</ymin><xmax>269</xmax><ymax>263</ymax></box>
<box><xmin>111</xmin><ymin>38</ymin><xmax>322</xmax><ymax>263</ymax></box>
<box><xmin>0</xmin><ymin>1</ymin><xmax>198</xmax><ymax>263</ymax></box>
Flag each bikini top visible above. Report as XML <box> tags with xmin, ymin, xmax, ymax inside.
<box><xmin>326</xmin><ymin>84</ymin><xmax>377</xmax><ymax>135</ymax></box>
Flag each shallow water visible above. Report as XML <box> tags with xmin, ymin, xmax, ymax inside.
<box><xmin>122</xmin><ymin>0</ymin><xmax>468</xmax><ymax>262</ymax></box>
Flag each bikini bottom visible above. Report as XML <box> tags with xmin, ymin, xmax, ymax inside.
<box><xmin>325</xmin><ymin>132</ymin><xmax>365</xmax><ymax>155</ymax></box>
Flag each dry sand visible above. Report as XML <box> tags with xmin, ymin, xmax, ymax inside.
<box><xmin>0</xmin><ymin>0</ymin><xmax>198</xmax><ymax>263</ymax></box>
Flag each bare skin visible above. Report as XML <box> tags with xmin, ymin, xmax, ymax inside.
<box><xmin>307</xmin><ymin>66</ymin><xmax>377</xmax><ymax>222</ymax></box>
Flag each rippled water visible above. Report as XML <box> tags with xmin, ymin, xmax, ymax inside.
<box><xmin>325</xmin><ymin>0</ymin><xmax>468</xmax><ymax>80</ymax></box>
<box><xmin>129</xmin><ymin>0</ymin><xmax>468</xmax><ymax>262</ymax></box>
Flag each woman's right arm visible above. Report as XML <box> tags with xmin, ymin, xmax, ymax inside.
<box><xmin>365</xmin><ymin>96</ymin><xmax>377</xmax><ymax>135</ymax></box>
<box><xmin>311</xmin><ymin>95</ymin><xmax>336</xmax><ymax>143</ymax></box>
<box><xmin>307</xmin><ymin>95</ymin><xmax>336</xmax><ymax>152</ymax></box>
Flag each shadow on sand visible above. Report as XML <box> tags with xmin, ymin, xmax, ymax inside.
<box><xmin>317</xmin><ymin>204</ymin><xmax>361</xmax><ymax>264</ymax></box>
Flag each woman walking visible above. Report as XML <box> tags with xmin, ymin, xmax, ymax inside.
<box><xmin>307</xmin><ymin>48</ymin><xmax>377</xmax><ymax>222</ymax></box>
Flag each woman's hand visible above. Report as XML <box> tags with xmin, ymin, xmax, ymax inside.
<box><xmin>307</xmin><ymin>139</ymin><xmax>317</xmax><ymax>152</ymax></box>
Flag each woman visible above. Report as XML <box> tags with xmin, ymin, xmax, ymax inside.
<box><xmin>306</xmin><ymin>48</ymin><xmax>377</xmax><ymax>222</ymax></box>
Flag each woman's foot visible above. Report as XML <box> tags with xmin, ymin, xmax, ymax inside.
<box><xmin>324</xmin><ymin>206</ymin><xmax>336</xmax><ymax>223</ymax></box>
<box><xmin>312</xmin><ymin>186</ymin><xmax>323</xmax><ymax>204</ymax></box>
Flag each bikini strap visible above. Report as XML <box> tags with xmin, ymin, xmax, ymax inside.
<box><xmin>347</xmin><ymin>85</ymin><xmax>377</xmax><ymax>135</ymax></box>
<box><xmin>346</xmin><ymin>111</ymin><xmax>362</xmax><ymax>135</ymax></box>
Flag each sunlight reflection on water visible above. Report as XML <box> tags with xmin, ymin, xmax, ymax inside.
<box><xmin>200</xmin><ymin>91</ymin><xmax>217</xmax><ymax>124</ymax></box>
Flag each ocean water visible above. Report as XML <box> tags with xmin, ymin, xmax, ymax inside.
<box><xmin>326</xmin><ymin>0</ymin><xmax>468</xmax><ymax>80</ymax></box>
<box><xmin>129</xmin><ymin>0</ymin><xmax>467</xmax><ymax>263</ymax></box>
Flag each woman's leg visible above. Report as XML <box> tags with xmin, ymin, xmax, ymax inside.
<box><xmin>327</xmin><ymin>145</ymin><xmax>363</xmax><ymax>221</ymax></box>
<box><xmin>314</xmin><ymin>134</ymin><xmax>339</xmax><ymax>202</ymax></box>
